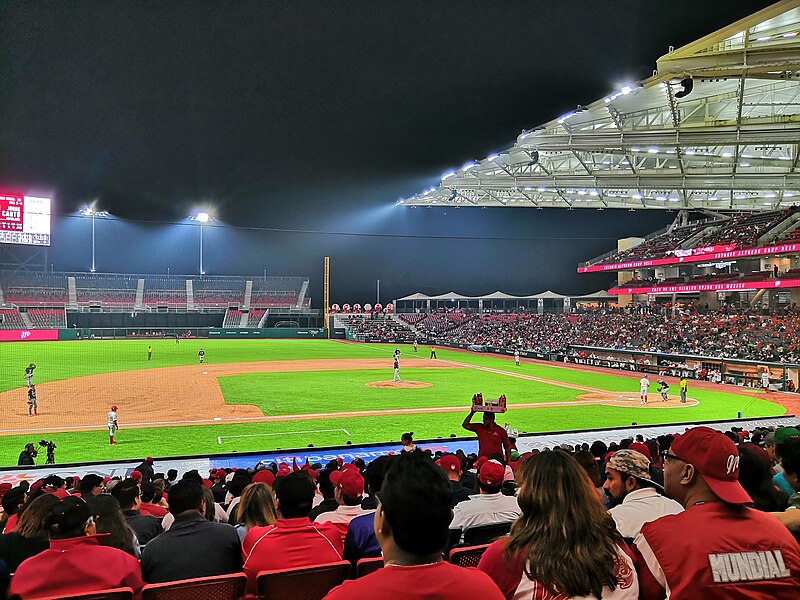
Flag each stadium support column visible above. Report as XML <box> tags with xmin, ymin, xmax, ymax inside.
<box><xmin>324</xmin><ymin>256</ymin><xmax>330</xmax><ymax>338</ymax></box>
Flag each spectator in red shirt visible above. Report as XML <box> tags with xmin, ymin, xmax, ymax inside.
<box><xmin>324</xmin><ymin>450</ymin><xmax>503</xmax><ymax>600</ymax></box>
<box><xmin>462</xmin><ymin>410</ymin><xmax>512</xmax><ymax>461</ymax></box>
<box><xmin>9</xmin><ymin>496</ymin><xmax>144</xmax><ymax>599</ymax></box>
<box><xmin>243</xmin><ymin>472</ymin><xmax>342</xmax><ymax>593</ymax></box>
<box><xmin>138</xmin><ymin>482</ymin><xmax>168</xmax><ymax>519</ymax></box>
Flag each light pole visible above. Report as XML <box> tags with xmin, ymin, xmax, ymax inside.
<box><xmin>189</xmin><ymin>211</ymin><xmax>211</xmax><ymax>275</ymax></box>
<box><xmin>79</xmin><ymin>208</ymin><xmax>109</xmax><ymax>273</ymax></box>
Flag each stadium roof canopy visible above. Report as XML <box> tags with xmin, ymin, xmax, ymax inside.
<box><xmin>402</xmin><ymin>1</ymin><xmax>800</xmax><ymax>212</ymax></box>
<box><xmin>395</xmin><ymin>289</ymin><xmax>610</xmax><ymax>301</ymax></box>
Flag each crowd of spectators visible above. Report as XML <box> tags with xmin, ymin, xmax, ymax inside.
<box><xmin>401</xmin><ymin>305</ymin><xmax>800</xmax><ymax>363</ymax></box>
<box><xmin>344</xmin><ymin>314</ymin><xmax>416</xmax><ymax>342</ymax></box>
<box><xmin>2</xmin><ymin>424</ymin><xmax>799</xmax><ymax>598</ymax></box>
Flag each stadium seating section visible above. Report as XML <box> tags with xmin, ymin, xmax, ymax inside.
<box><xmin>590</xmin><ymin>208</ymin><xmax>798</xmax><ymax>266</ymax></box>
<box><xmin>0</xmin><ymin>272</ymin><xmax>309</xmax><ymax>314</ymax></box>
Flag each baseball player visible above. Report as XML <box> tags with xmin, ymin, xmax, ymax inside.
<box><xmin>679</xmin><ymin>377</ymin><xmax>688</xmax><ymax>403</ymax></box>
<box><xmin>430</xmin><ymin>346</ymin><xmax>437</xmax><ymax>359</ymax></box>
<box><xmin>108</xmin><ymin>405</ymin><xmax>119</xmax><ymax>445</ymax></box>
<box><xmin>27</xmin><ymin>386</ymin><xmax>38</xmax><ymax>416</ymax></box>
<box><xmin>514</xmin><ymin>349</ymin><xmax>520</xmax><ymax>366</ymax></box>
<box><xmin>25</xmin><ymin>363</ymin><xmax>36</xmax><ymax>387</ymax></box>
<box><xmin>147</xmin><ymin>345</ymin><xmax>152</xmax><ymax>361</ymax></box>
<box><xmin>761</xmin><ymin>370</ymin><xmax>770</xmax><ymax>392</ymax></box>
<box><xmin>639</xmin><ymin>375</ymin><xmax>650</xmax><ymax>405</ymax></box>
<box><xmin>413</xmin><ymin>340</ymin><xmax>418</xmax><ymax>352</ymax></box>
<box><xmin>394</xmin><ymin>348</ymin><xmax>401</xmax><ymax>360</ymax></box>
<box><xmin>392</xmin><ymin>356</ymin><xmax>401</xmax><ymax>382</ymax></box>
<box><xmin>198</xmin><ymin>348</ymin><xmax>205</xmax><ymax>364</ymax></box>
<box><xmin>657</xmin><ymin>378</ymin><xmax>670</xmax><ymax>402</ymax></box>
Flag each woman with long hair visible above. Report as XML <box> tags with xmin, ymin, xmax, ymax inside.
<box><xmin>84</xmin><ymin>494</ymin><xmax>138</xmax><ymax>557</ymax></box>
<box><xmin>232</xmin><ymin>483</ymin><xmax>277</xmax><ymax>542</ymax></box>
<box><xmin>478</xmin><ymin>450</ymin><xmax>639</xmax><ymax>599</ymax></box>
<box><xmin>0</xmin><ymin>494</ymin><xmax>57</xmax><ymax>572</ymax></box>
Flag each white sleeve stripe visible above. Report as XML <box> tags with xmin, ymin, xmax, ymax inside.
<box><xmin>634</xmin><ymin>533</ymin><xmax>670</xmax><ymax>594</ymax></box>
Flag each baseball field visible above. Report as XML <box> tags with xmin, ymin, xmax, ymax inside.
<box><xmin>0</xmin><ymin>339</ymin><xmax>790</xmax><ymax>467</ymax></box>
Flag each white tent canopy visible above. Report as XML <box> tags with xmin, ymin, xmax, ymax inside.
<box><xmin>395</xmin><ymin>289</ymin><xmax>614</xmax><ymax>301</ymax></box>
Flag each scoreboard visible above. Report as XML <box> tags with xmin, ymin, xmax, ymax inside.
<box><xmin>0</xmin><ymin>193</ymin><xmax>51</xmax><ymax>246</ymax></box>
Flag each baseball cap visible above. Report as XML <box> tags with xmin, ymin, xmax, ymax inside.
<box><xmin>775</xmin><ymin>427</ymin><xmax>800</xmax><ymax>445</ymax></box>
<box><xmin>129</xmin><ymin>470</ymin><xmax>142</xmax><ymax>482</ymax></box>
<box><xmin>474</xmin><ymin>456</ymin><xmax>489</xmax><ymax>471</ymax></box>
<box><xmin>439</xmin><ymin>455</ymin><xmax>462</xmax><ymax>473</ymax></box>
<box><xmin>478</xmin><ymin>460</ymin><xmax>505</xmax><ymax>487</ymax></box>
<box><xmin>670</xmin><ymin>426</ymin><xmax>752</xmax><ymax>505</ymax></box>
<box><xmin>252</xmin><ymin>470</ymin><xmax>276</xmax><ymax>487</ymax></box>
<box><xmin>606</xmin><ymin>450</ymin><xmax>659</xmax><ymax>487</ymax></box>
<box><xmin>330</xmin><ymin>468</ymin><xmax>364</xmax><ymax>499</ymax></box>
<box><xmin>51</xmin><ymin>488</ymin><xmax>71</xmax><ymax>500</ymax></box>
<box><xmin>628</xmin><ymin>442</ymin><xmax>651</xmax><ymax>460</ymax></box>
<box><xmin>48</xmin><ymin>497</ymin><xmax>91</xmax><ymax>535</ymax></box>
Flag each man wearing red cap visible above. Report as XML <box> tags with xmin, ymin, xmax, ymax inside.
<box><xmin>438</xmin><ymin>454</ymin><xmax>472</xmax><ymax>507</ymax></box>
<box><xmin>633</xmin><ymin>426</ymin><xmax>800</xmax><ymax>599</ymax></box>
<box><xmin>314</xmin><ymin>465</ymin><xmax>373</xmax><ymax>542</ymax></box>
<box><xmin>462</xmin><ymin>410</ymin><xmax>512</xmax><ymax>462</ymax></box>
<box><xmin>449</xmin><ymin>460</ymin><xmax>520</xmax><ymax>543</ymax></box>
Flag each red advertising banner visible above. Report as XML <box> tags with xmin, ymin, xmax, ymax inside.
<box><xmin>608</xmin><ymin>277</ymin><xmax>800</xmax><ymax>296</ymax></box>
<box><xmin>578</xmin><ymin>243</ymin><xmax>800</xmax><ymax>273</ymax></box>
<box><xmin>0</xmin><ymin>194</ymin><xmax>24</xmax><ymax>232</ymax></box>
<box><xmin>0</xmin><ymin>329</ymin><xmax>59</xmax><ymax>342</ymax></box>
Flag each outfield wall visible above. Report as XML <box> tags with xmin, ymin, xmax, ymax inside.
<box><xmin>1</xmin><ymin>415</ymin><xmax>796</xmax><ymax>487</ymax></box>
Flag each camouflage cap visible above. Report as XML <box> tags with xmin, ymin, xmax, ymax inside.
<box><xmin>606</xmin><ymin>449</ymin><xmax>651</xmax><ymax>481</ymax></box>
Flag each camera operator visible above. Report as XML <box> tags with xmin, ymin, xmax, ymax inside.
<box><xmin>17</xmin><ymin>443</ymin><xmax>37</xmax><ymax>466</ymax></box>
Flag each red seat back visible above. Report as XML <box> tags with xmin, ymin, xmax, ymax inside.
<box><xmin>355</xmin><ymin>556</ymin><xmax>384</xmax><ymax>578</ymax></box>
<box><xmin>448</xmin><ymin>544</ymin><xmax>490</xmax><ymax>568</ymax></box>
<box><xmin>142</xmin><ymin>573</ymin><xmax>246</xmax><ymax>600</ymax></box>
<box><xmin>10</xmin><ymin>587</ymin><xmax>134</xmax><ymax>600</ymax></box>
<box><xmin>256</xmin><ymin>560</ymin><xmax>351</xmax><ymax>600</ymax></box>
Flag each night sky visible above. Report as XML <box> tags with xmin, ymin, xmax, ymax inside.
<box><xmin>0</xmin><ymin>1</ymin><xmax>775</xmax><ymax>304</ymax></box>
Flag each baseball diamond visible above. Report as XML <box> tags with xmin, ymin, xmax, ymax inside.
<box><xmin>0</xmin><ymin>338</ymin><xmax>791</xmax><ymax>467</ymax></box>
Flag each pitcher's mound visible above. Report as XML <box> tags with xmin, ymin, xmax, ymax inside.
<box><xmin>367</xmin><ymin>381</ymin><xmax>432</xmax><ymax>389</ymax></box>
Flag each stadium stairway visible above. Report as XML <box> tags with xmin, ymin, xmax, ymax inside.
<box><xmin>67</xmin><ymin>277</ymin><xmax>78</xmax><ymax>308</ymax></box>
<box><xmin>392</xmin><ymin>314</ymin><xmax>422</xmax><ymax>337</ymax></box>
<box><xmin>20</xmin><ymin>310</ymin><xmax>33</xmax><ymax>329</ymax></box>
<box><xmin>257</xmin><ymin>308</ymin><xmax>269</xmax><ymax>327</ymax></box>
<box><xmin>0</xmin><ymin>283</ymin><xmax>5</xmax><ymax>305</ymax></box>
<box><xmin>243</xmin><ymin>280</ymin><xmax>253</xmax><ymax>309</ymax></box>
<box><xmin>134</xmin><ymin>279</ymin><xmax>145</xmax><ymax>310</ymax></box>
<box><xmin>239</xmin><ymin>310</ymin><xmax>249</xmax><ymax>327</ymax></box>
<box><xmin>297</xmin><ymin>279</ymin><xmax>309</xmax><ymax>309</ymax></box>
<box><xmin>186</xmin><ymin>279</ymin><xmax>194</xmax><ymax>309</ymax></box>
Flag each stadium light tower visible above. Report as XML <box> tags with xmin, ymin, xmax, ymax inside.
<box><xmin>79</xmin><ymin>207</ymin><xmax>109</xmax><ymax>273</ymax></box>
<box><xmin>189</xmin><ymin>211</ymin><xmax>213</xmax><ymax>275</ymax></box>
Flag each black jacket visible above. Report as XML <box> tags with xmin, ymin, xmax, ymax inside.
<box><xmin>140</xmin><ymin>512</ymin><xmax>242</xmax><ymax>583</ymax></box>
<box><xmin>17</xmin><ymin>451</ymin><xmax>35</xmax><ymax>466</ymax></box>
<box><xmin>122</xmin><ymin>509</ymin><xmax>162</xmax><ymax>546</ymax></box>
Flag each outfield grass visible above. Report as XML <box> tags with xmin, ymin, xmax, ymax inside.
<box><xmin>0</xmin><ymin>339</ymin><xmax>787</xmax><ymax>467</ymax></box>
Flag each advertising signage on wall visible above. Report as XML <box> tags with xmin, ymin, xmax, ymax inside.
<box><xmin>0</xmin><ymin>194</ymin><xmax>51</xmax><ymax>246</ymax></box>
<box><xmin>578</xmin><ymin>243</ymin><xmax>800</xmax><ymax>273</ymax></box>
<box><xmin>608</xmin><ymin>277</ymin><xmax>800</xmax><ymax>295</ymax></box>
<box><xmin>0</xmin><ymin>329</ymin><xmax>59</xmax><ymax>342</ymax></box>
